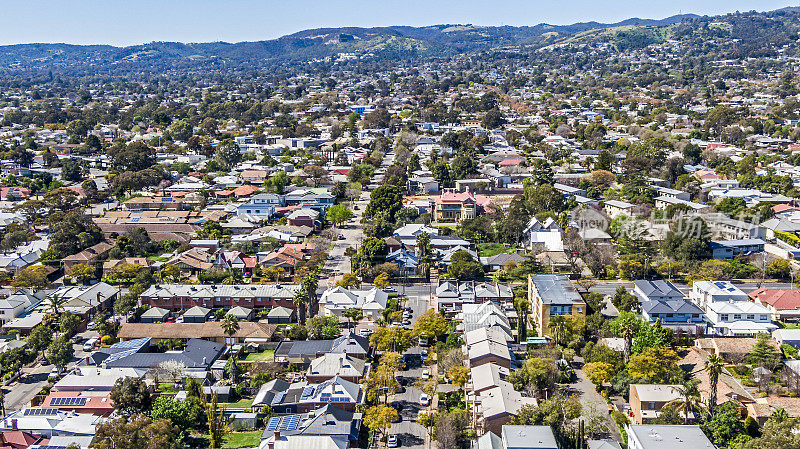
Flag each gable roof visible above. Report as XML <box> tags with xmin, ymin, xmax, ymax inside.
<box><xmin>749</xmin><ymin>288</ymin><xmax>800</xmax><ymax>311</ymax></box>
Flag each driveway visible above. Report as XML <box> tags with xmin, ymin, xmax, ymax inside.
<box><xmin>569</xmin><ymin>365</ymin><xmax>622</xmax><ymax>443</ymax></box>
<box><xmin>321</xmin><ymin>191</ymin><xmax>369</xmax><ymax>284</ymax></box>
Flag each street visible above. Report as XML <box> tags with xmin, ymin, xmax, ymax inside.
<box><xmin>390</xmin><ymin>294</ymin><xmax>431</xmax><ymax>449</ymax></box>
<box><xmin>2</xmin><ymin>331</ymin><xmax>95</xmax><ymax>412</ymax></box>
<box><xmin>587</xmin><ymin>280</ymin><xmax>794</xmax><ymax>297</ymax></box>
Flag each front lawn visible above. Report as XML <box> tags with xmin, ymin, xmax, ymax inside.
<box><xmin>223</xmin><ymin>431</ymin><xmax>263</xmax><ymax>448</ymax></box>
<box><xmin>478</xmin><ymin>243</ymin><xmax>516</xmax><ymax>257</ymax></box>
<box><xmin>243</xmin><ymin>350</ymin><xmax>274</xmax><ymax>362</ymax></box>
<box><xmin>221</xmin><ymin>398</ymin><xmax>254</xmax><ymax>409</ymax></box>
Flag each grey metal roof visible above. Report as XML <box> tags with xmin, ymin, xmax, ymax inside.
<box><xmin>633</xmin><ymin>280</ymin><xmax>683</xmax><ymax>299</ymax></box>
<box><xmin>530</xmin><ymin>275</ymin><xmax>583</xmax><ymax>305</ymax></box>
<box><xmin>626</xmin><ymin>425</ymin><xmax>714</xmax><ymax>449</ymax></box>
<box><xmin>641</xmin><ymin>300</ymin><xmax>704</xmax><ymax>315</ymax></box>
<box><xmin>502</xmin><ymin>425</ymin><xmax>557</xmax><ymax>449</ymax></box>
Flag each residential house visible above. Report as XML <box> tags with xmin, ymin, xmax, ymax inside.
<box><xmin>259</xmin><ymin>405</ymin><xmax>361</xmax><ymax>446</ymax></box>
<box><xmin>0</xmin><ymin>290</ymin><xmax>44</xmax><ymax>325</ymax></box>
<box><xmin>274</xmin><ymin>334</ymin><xmax>369</xmax><ymax>365</ymax></box>
<box><xmin>0</xmin><ymin>409</ymin><xmax>102</xmax><ymax>438</ymax></box>
<box><xmin>528</xmin><ymin>275</ymin><xmax>586</xmax><ymax>337</ymax></box>
<box><xmin>62</xmin><ymin>240</ymin><xmax>114</xmax><ymax>271</ymax></box>
<box><xmin>456</xmin><ymin>302</ymin><xmax>514</xmax><ymax>340</ymax></box>
<box><xmin>695</xmin><ymin>337</ymin><xmax>780</xmax><ymax>363</ymax></box>
<box><xmin>629</xmin><ymin>384</ymin><xmax>688</xmax><ymax>424</ymax></box>
<box><xmin>287</xmin><ymin>208</ymin><xmax>321</xmax><ymax>229</ymax></box>
<box><xmin>521</xmin><ymin>217</ymin><xmax>563</xmax><ymax>252</ymax></box>
<box><xmin>306</xmin><ymin>353</ymin><xmax>367</xmax><ymax>383</ymax></box>
<box><xmin>469</xmin><ymin>363</ymin><xmax>511</xmax><ymax>395</ymax></box>
<box><xmin>0</xmin><ymin>429</ymin><xmax>43</xmax><ymax>449</ymax></box>
<box><xmin>705</xmin><ymin>301</ymin><xmax>776</xmax><ymax>337</ymax></box>
<box><xmin>633</xmin><ymin>280</ymin><xmax>684</xmax><ymax>303</ymax></box>
<box><xmin>500</xmin><ymin>426</ymin><xmax>557</xmax><ymax>449</ymax></box>
<box><xmin>166</xmin><ymin>247</ymin><xmax>214</xmax><ymax>277</ymax></box>
<box><xmin>52</xmin><ymin>367</ymin><xmax>146</xmax><ymax>392</ymax></box>
<box><xmin>640</xmin><ymin>300</ymin><xmax>706</xmax><ymax>333</ymax></box>
<box><xmin>749</xmin><ymin>288</ymin><xmax>800</xmax><ymax>322</ymax></box>
<box><xmin>258</xmin><ymin>376</ymin><xmax>363</xmax><ymax>414</ymax></box>
<box><xmin>465</xmin><ymin>327</ymin><xmax>512</xmax><ymax>369</ymax></box>
<box><xmin>773</xmin><ymin>328</ymin><xmax>800</xmax><ymax>348</ymax></box>
<box><xmin>51</xmin><ymin>283</ymin><xmax>119</xmax><ymax>316</ymax></box>
<box><xmin>40</xmin><ymin>391</ymin><xmax>114</xmax><ymax>416</ymax></box>
<box><xmin>267</xmin><ymin>306</ymin><xmax>296</xmax><ymax>324</ymax></box>
<box><xmin>139</xmin><ymin>283</ymin><xmax>302</xmax><ymax>312</ymax></box>
<box><xmin>385</xmin><ymin>248</ymin><xmax>419</xmax><ymax>275</ymax></box>
<box><xmin>626</xmin><ymin>425</ymin><xmax>714</xmax><ymax>449</ymax></box>
<box><xmin>690</xmin><ymin>281</ymin><xmax>748</xmax><ymax>311</ymax></box>
<box><xmin>481</xmin><ymin>253</ymin><xmax>526</xmax><ymax>272</ymax></box>
<box><xmin>117</xmin><ymin>323</ymin><xmax>276</xmax><ymax>346</ymax></box>
<box><xmin>318</xmin><ymin>287</ymin><xmax>387</xmax><ymax>321</ymax></box>
<box><xmin>434</xmin><ymin>190</ymin><xmax>492</xmax><ymax>223</ymax></box>
<box><xmin>705</xmin><ymin>214</ymin><xmax>767</xmax><ymax>240</ymax></box>
<box><xmin>709</xmin><ymin>239</ymin><xmax>765</xmax><ymax>259</ymax></box>
<box><xmin>476</xmin><ymin>385</ymin><xmax>538</xmax><ymax>435</ymax></box>
<box><xmin>603</xmin><ymin>200</ymin><xmax>636</xmax><ymax>218</ymax></box>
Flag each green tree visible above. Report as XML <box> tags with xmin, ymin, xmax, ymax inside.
<box><xmin>627</xmin><ymin>346</ymin><xmax>682</xmax><ymax>384</ymax></box>
<box><xmin>45</xmin><ymin>336</ymin><xmax>73</xmax><ymax>370</ymax></box>
<box><xmin>705</xmin><ymin>353</ymin><xmax>725</xmax><ymax>413</ymax></box>
<box><xmin>447</xmin><ymin>250</ymin><xmax>483</xmax><ymax>280</ymax></box>
<box><xmin>669</xmin><ymin>379</ymin><xmax>704</xmax><ymax>425</ymax></box>
<box><xmin>343</xmin><ymin>308</ymin><xmax>363</xmax><ymax>328</ymax></box>
<box><xmin>68</xmin><ymin>263</ymin><xmax>96</xmax><ymax>284</ymax></box>
<box><xmin>363</xmin><ymin>404</ymin><xmax>398</xmax><ymax>440</ymax></box>
<box><xmin>150</xmin><ymin>395</ymin><xmax>204</xmax><ymax>438</ymax></box>
<box><xmin>220</xmin><ymin>315</ymin><xmax>240</xmax><ymax>345</ymax></box>
<box><xmin>748</xmin><ymin>333</ymin><xmax>781</xmax><ymax>371</ymax></box>
<box><xmin>327</xmin><ymin>204</ymin><xmax>354</xmax><ymax>227</ymax></box>
<box><xmin>366</xmin><ymin>185</ymin><xmax>403</xmax><ymax>222</ymax></box>
<box><xmin>214</xmin><ymin>139</ymin><xmax>242</xmax><ymax>170</ymax></box>
<box><xmin>369</xmin><ymin>327</ymin><xmax>415</xmax><ymax>353</ymax></box>
<box><xmin>307</xmin><ymin>315</ymin><xmax>341</xmax><ymax>340</ymax></box>
<box><xmin>110</xmin><ymin>377</ymin><xmax>152</xmax><ymax>417</ymax></box>
<box><xmin>701</xmin><ymin>401</ymin><xmax>743</xmax><ymax>447</ymax></box>
<box><xmin>59</xmin><ymin>313</ymin><xmax>81</xmax><ymax>336</ymax></box>
<box><xmin>27</xmin><ymin>324</ymin><xmax>53</xmax><ymax>354</ymax></box>
<box><xmin>12</xmin><ymin>265</ymin><xmax>49</xmax><ymax>289</ymax></box>
<box><xmin>610</xmin><ymin>311</ymin><xmax>646</xmax><ymax>363</ymax></box>
<box><xmin>413</xmin><ymin>309</ymin><xmax>448</xmax><ymax>339</ymax></box>
<box><xmin>90</xmin><ymin>414</ymin><xmax>182</xmax><ymax>449</ymax></box>
<box><xmin>205</xmin><ymin>393</ymin><xmax>228</xmax><ymax>449</ymax></box>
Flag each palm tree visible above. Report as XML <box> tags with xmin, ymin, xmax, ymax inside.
<box><xmin>670</xmin><ymin>379</ymin><xmax>704</xmax><ymax>425</ymax></box>
<box><xmin>220</xmin><ymin>315</ymin><xmax>240</xmax><ymax>346</ymax></box>
<box><xmin>705</xmin><ymin>353</ymin><xmax>724</xmax><ymax>414</ymax></box>
<box><xmin>293</xmin><ymin>288</ymin><xmax>308</xmax><ymax>325</ymax></box>
<box><xmin>47</xmin><ymin>294</ymin><xmax>66</xmax><ymax>315</ymax></box>
<box><xmin>549</xmin><ymin>315</ymin><xmax>568</xmax><ymax>346</ymax></box>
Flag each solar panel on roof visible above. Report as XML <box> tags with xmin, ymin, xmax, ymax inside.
<box><xmin>270</xmin><ymin>392</ymin><xmax>285</xmax><ymax>407</ymax></box>
<box><xmin>301</xmin><ymin>386</ymin><xmax>315</xmax><ymax>399</ymax></box>
<box><xmin>23</xmin><ymin>408</ymin><xmax>58</xmax><ymax>416</ymax></box>
<box><xmin>266</xmin><ymin>417</ymin><xmax>281</xmax><ymax>431</ymax></box>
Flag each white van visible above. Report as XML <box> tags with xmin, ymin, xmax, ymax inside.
<box><xmin>83</xmin><ymin>337</ymin><xmax>98</xmax><ymax>352</ymax></box>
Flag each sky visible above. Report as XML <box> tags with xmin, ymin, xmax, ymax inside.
<box><xmin>0</xmin><ymin>0</ymin><xmax>796</xmax><ymax>46</ymax></box>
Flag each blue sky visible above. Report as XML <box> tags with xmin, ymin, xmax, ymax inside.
<box><xmin>0</xmin><ymin>1</ymin><xmax>795</xmax><ymax>46</ymax></box>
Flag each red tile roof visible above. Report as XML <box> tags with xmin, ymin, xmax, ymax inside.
<box><xmin>233</xmin><ymin>184</ymin><xmax>259</xmax><ymax>197</ymax></box>
<box><xmin>750</xmin><ymin>288</ymin><xmax>800</xmax><ymax>311</ymax></box>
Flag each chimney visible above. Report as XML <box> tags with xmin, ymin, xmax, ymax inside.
<box><xmin>11</xmin><ymin>419</ymin><xmax>17</xmax><ymax>431</ymax></box>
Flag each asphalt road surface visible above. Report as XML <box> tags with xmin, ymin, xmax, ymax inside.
<box><xmin>2</xmin><ymin>331</ymin><xmax>96</xmax><ymax>413</ymax></box>
<box><xmin>389</xmin><ymin>294</ymin><xmax>431</xmax><ymax>449</ymax></box>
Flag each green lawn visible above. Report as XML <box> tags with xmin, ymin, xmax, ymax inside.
<box><xmin>222</xmin><ymin>431</ymin><xmax>263</xmax><ymax>449</ymax></box>
<box><xmin>157</xmin><ymin>382</ymin><xmax>178</xmax><ymax>393</ymax></box>
<box><xmin>243</xmin><ymin>350</ymin><xmax>274</xmax><ymax>362</ymax></box>
<box><xmin>221</xmin><ymin>398</ymin><xmax>253</xmax><ymax>409</ymax></box>
<box><xmin>478</xmin><ymin>243</ymin><xmax>516</xmax><ymax>257</ymax></box>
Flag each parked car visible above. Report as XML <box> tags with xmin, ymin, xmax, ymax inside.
<box><xmin>419</xmin><ymin>393</ymin><xmax>430</xmax><ymax>406</ymax></box>
<box><xmin>338</xmin><ymin>235</ymin><xmax>346</xmax><ymax>240</ymax></box>
<box><xmin>358</xmin><ymin>328</ymin><xmax>373</xmax><ymax>337</ymax></box>
<box><xmin>422</xmin><ymin>369</ymin><xmax>430</xmax><ymax>380</ymax></box>
<box><xmin>388</xmin><ymin>435</ymin><xmax>399</xmax><ymax>448</ymax></box>
<box><xmin>48</xmin><ymin>367</ymin><xmax>61</xmax><ymax>380</ymax></box>
<box><xmin>385</xmin><ymin>287</ymin><xmax>396</xmax><ymax>292</ymax></box>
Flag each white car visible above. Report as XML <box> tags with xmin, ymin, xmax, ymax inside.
<box><xmin>387</xmin><ymin>435</ymin><xmax>399</xmax><ymax>448</ymax></box>
<box><xmin>419</xmin><ymin>393</ymin><xmax>430</xmax><ymax>406</ymax></box>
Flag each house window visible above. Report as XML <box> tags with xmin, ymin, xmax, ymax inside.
<box><xmin>734</xmin><ymin>314</ymin><xmax>742</xmax><ymax>320</ymax></box>
<box><xmin>720</xmin><ymin>314</ymin><xmax>729</xmax><ymax>321</ymax></box>
<box><xmin>760</xmin><ymin>315</ymin><xmax>768</xmax><ymax>320</ymax></box>
<box><xmin>747</xmin><ymin>314</ymin><xmax>755</xmax><ymax>320</ymax></box>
